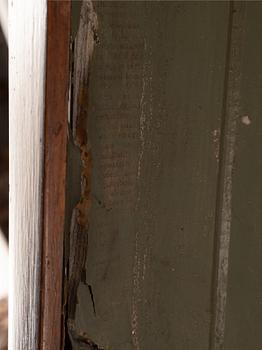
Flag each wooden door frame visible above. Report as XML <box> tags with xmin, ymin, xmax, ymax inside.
<box><xmin>9</xmin><ymin>1</ymin><xmax>71</xmax><ymax>349</ymax></box>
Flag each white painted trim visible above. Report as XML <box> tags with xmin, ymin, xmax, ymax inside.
<box><xmin>9</xmin><ymin>1</ymin><xmax>47</xmax><ymax>349</ymax></box>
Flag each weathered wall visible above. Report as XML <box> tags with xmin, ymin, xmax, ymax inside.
<box><xmin>66</xmin><ymin>2</ymin><xmax>262</xmax><ymax>349</ymax></box>
<box><xmin>223</xmin><ymin>3</ymin><xmax>262</xmax><ymax>349</ymax></box>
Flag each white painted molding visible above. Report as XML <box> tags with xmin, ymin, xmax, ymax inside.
<box><xmin>9</xmin><ymin>1</ymin><xmax>47</xmax><ymax>349</ymax></box>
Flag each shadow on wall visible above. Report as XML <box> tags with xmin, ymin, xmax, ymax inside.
<box><xmin>0</xmin><ymin>19</ymin><xmax>8</xmax><ymax>350</ymax></box>
<box><xmin>0</xmin><ymin>22</ymin><xmax>8</xmax><ymax>240</ymax></box>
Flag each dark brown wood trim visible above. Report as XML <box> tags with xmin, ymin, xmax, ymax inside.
<box><xmin>40</xmin><ymin>2</ymin><xmax>71</xmax><ymax>349</ymax></box>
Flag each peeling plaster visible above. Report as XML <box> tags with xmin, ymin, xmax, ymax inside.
<box><xmin>66</xmin><ymin>1</ymin><xmax>101</xmax><ymax>348</ymax></box>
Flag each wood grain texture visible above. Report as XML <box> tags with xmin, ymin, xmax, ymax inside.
<box><xmin>40</xmin><ymin>2</ymin><xmax>71</xmax><ymax>350</ymax></box>
<box><xmin>9</xmin><ymin>1</ymin><xmax>47</xmax><ymax>349</ymax></box>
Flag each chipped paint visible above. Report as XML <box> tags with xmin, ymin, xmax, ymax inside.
<box><xmin>66</xmin><ymin>1</ymin><xmax>100</xmax><ymax>348</ymax></box>
<box><xmin>137</xmin><ymin>40</ymin><xmax>147</xmax><ymax>181</ymax></box>
<box><xmin>68</xmin><ymin>319</ymin><xmax>104</xmax><ymax>350</ymax></box>
<box><xmin>213</xmin><ymin>129</ymin><xmax>221</xmax><ymax>162</ymax></box>
<box><xmin>211</xmin><ymin>3</ymin><xmax>246</xmax><ymax>349</ymax></box>
<box><xmin>241</xmin><ymin>115</ymin><xmax>251</xmax><ymax>125</ymax></box>
<box><xmin>131</xmin><ymin>231</ymin><xmax>141</xmax><ymax>350</ymax></box>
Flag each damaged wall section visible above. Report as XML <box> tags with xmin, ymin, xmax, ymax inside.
<box><xmin>66</xmin><ymin>1</ymin><xmax>228</xmax><ymax>349</ymax></box>
<box><xmin>65</xmin><ymin>1</ymin><xmax>262</xmax><ymax>350</ymax></box>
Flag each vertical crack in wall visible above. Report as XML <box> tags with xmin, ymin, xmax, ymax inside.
<box><xmin>210</xmin><ymin>2</ymin><xmax>246</xmax><ymax>349</ymax></box>
<box><xmin>66</xmin><ymin>1</ymin><xmax>101</xmax><ymax>348</ymax></box>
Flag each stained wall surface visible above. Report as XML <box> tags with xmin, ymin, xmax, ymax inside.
<box><xmin>67</xmin><ymin>2</ymin><xmax>262</xmax><ymax>349</ymax></box>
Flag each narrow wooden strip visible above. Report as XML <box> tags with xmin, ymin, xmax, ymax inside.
<box><xmin>40</xmin><ymin>2</ymin><xmax>71</xmax><ymax>350</ymax></box>
<box><xmin>210</xmin><ymin>2</ymin><xmax>246</xmax><ymax>349</ymax></box>
<box><xmin>9</xmin><ymin>1</ymin><xmax>47</xmax><ymax>349</ymax></box>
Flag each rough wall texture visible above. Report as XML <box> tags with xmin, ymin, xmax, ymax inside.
<box><xmin>66</xmin><ymin>2</ymin><xmax>262</xmax><ymax>349</ymax></box>
<box><xmin>223</xmin><ymin>3</ymin><xmax>262</xmax><ymax>349</ymax></box>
